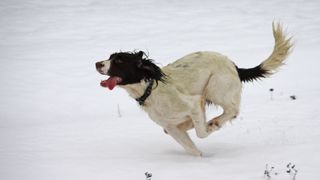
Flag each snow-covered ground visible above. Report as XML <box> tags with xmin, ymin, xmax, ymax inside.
<box><xmin>1</xmin><ymin>0</ymin><xmax>320</xmax><ymax>179</ymax></box>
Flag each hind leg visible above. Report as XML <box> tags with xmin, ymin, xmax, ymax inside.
<box><xmin>207</xmin><ymin>105</ymin><xmax>239</xmax><ymax>132</ymax></box>
<box><xmin>174</xmin><ymin>97</ymin><xmax>240</xmax><ymax>134</ymax></box>
<box><xmin>206</xmin><ymin>82</ymin><xmax>241</xmax><ymax>132</ymax></box>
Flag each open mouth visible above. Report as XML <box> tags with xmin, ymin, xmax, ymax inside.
<box><xmin>100</xmin><ymin>76</ymin><xmax>122</xmax><ymax>90</ymax></box>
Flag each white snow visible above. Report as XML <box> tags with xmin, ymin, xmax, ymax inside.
<box><xmin>1</xmin><ymin>0</ymin><xmax>320</xmax><ymax>179</ymax></box>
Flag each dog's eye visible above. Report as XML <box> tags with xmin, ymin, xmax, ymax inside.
<box><xmin>114</xmin><ymin>59</ymin><xmax>123</xmax><ymax>64</ymax></box>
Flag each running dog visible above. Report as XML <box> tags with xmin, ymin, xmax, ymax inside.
<box><xmin>95</xmin><ymin>22</ymin><xmax>292</xmax><ymax>156</ymax></box>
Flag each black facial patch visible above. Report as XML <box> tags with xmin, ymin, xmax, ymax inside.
<box><xmin>107</xmin><ymin>51</ymin><xmax>166</xmax><ymax>85</ymax></box>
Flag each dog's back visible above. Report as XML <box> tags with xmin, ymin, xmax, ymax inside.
<box><xmin>162</xmin><ymin>51</ymin><xmax>240</xmax><ymax>97</ymax></box>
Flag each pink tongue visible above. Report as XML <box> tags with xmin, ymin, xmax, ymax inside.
<box><xmin>100</xmin><ymin>77</ymin><xmax>121</xmax><ymax>90</ymax></box>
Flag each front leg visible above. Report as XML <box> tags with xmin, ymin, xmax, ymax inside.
<box><xmin>177</xmin><ymin>118</ymin><xmax>193</xmax><ymax>131</ymax></box>
<box><xmin>165</xmin><ymin>125</ymin><xmax>202</xmax><ymax>156</ymax></box>
<box><xmin>164</xmin><ymin>119</ymin><xmax>193</xmax><ymax>134</ymax></box>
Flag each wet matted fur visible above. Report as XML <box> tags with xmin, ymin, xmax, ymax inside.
<box><xmin>95</xmin><ymin>22</ymin><xmax>293</xmax><ymax>156</ymax></box>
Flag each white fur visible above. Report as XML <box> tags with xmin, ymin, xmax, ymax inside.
<box><xmin>99</xmin><ymin>60</ymin><xmax>110</xmax><ymax>75</ymax></box>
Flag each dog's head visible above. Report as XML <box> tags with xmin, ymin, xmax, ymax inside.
<box><xmin>95</xmin><ymin>51</ymin><xmax>166</xmax><ymax>90</ymax></box>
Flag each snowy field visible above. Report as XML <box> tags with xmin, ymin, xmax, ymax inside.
<box><xmin>1</xmin><ymin>0</ymin><xmax>320</xmax><ymax>179</ymax></box>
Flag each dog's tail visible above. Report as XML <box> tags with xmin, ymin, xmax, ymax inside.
<box><xmin>236</xmin><ymin>22</ymin><xmax>293</xmax><ymax>83</ymax></box>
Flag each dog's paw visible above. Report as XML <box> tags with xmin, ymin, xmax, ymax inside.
<box><xmin>207</xmin><ymin>120</ymin><xmax>220</xmax><ymax>133</ymax></box>
<box><xmin>187</xmin><ymin>149</ymin><xmax>203</xmax><ymax>157</ymax></box>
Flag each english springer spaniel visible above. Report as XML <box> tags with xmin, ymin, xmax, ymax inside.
<box><xmin>95</xmin><ymin>22</ymin><xmax>292</xmax><ymax>156</ymax></box>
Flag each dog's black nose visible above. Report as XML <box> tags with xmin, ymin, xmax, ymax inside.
<box><xmin>95</xmin><ymin>62</ymin><xmax>104</xmax><ymax>69</ymax></box>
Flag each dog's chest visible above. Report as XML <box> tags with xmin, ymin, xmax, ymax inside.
<box><xmin>143</xmin><ymin>105</ymin><xmax>189</xmax><ymax>127</ymax></box>
<box><xmin>141</xmin><ymin>91</ymin><xmax>195</xmax><ymax>127</ymax></box>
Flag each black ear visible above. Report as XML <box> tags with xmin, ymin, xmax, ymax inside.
<box><xmin>140</xmin><ymin>61</ymin><xmax>156</xmax><ymax>72</ymax></box>
<box><xmin>139</xmin><ymin>60</ymin><xmax>166</xmax><ymax>83</ymax></box>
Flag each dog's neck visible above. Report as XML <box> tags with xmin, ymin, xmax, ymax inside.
<box><xmin>120</xmin><ymin>80</ymin><xmax>154</xmax><ymax>105</ymax></box>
